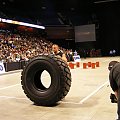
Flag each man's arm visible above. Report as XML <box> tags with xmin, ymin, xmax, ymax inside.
<box><xmin>115</xmin><ymin>90</ymin><xmax>118</xmax><ymax>100</ymax></box>
<box><xmin>109</xmin><ymin>70</ymin><xmax>118</xmax><ymax>92</ymax></box>
<box><xmin>62</xmin><ymin>54</ymin><xmax>67</xmax><ymax>62</ymax></box>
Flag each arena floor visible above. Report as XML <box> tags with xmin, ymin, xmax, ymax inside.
<box><xmin>0</xmin><ymin>57</ymin><xmax>120</xmax><ymax>120</ymax></box>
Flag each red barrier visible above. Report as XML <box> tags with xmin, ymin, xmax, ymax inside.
<box><xmin>83</xmin><ymin>63</ymin><xmax>87</xmax><ymax>69</ymax></box>
<box><xmin>69</xmin><ymin>62</ymin><xmax>75</xmax><ymax>69</ymax></box>
<box><xmin>76</xmin><ymin>62</ymin><xmax>80</xmax><ymax>67</ymax></box>
<box><xmin>91</xmin><ymin>63</ymin><xmax>95</xmax><ymax>69</ymax></box>
<box><xmin>96</xmin><ymin>62</ymin><xmax>100</xmax><ymax>67</ymax></box>
<box><xmin>88</xmin><ymin>62</ymin><xmax>91</xmax><ymax>67</ymax></box>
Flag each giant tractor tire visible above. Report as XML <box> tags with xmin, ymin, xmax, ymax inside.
<box><xmin>21</xmin><ymin>55</ymin><xmax>71</xmax><ymax>106</ymax></box>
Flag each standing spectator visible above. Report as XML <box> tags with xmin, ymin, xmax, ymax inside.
<box><xmin>113</xmin><ymin>49</ymin><xmax>116</xmax><ymax>56</ymax></box>
<box><xmin>109</xmin><ymin>50</ymin><xmax>113</xmax><ymax>57</ymax></box>
<box><xmin>74</xmin><ymin>50</ymin><xmax>77</xmax><ymax>56</ymax></box>
<box><xmin>65</xmin><ymin>49</ymin><xmax>74</xmax><ymax>62</ymax></box>
<box><xmin>83</xmin><ymin>49</ymin><xmax>86</xmax><ymax>59</ymax></box>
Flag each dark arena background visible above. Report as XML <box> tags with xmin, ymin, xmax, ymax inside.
<box><xmin>0</xmin><ymin>0</ymin><xmax>120</xmax><ymax>120</ymax></box>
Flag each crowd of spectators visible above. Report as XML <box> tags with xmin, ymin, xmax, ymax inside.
<box><xmin>0</xmin><ymin>29</ymin><xmax>57</xmax><ymax>63</ymax></box>
<box><xmin>0</xmin><ymin>29</ymin><xmax>75</xmax><ymax>63</ymax></box>
<box><xmin>0</xmin><ymin>29</ymin><xmax>103</xmax><ymax>64</ymax></box>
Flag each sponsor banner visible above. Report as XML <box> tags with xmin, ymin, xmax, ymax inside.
<box><xmin>73</xmin><ymin>55</ymin><xmax>81</xmax><ymax>62</ymax></box>
<box><xmin>0</xmin><ymin>62</ymin><xmax>5</xmax><ymax>74</ymax></box>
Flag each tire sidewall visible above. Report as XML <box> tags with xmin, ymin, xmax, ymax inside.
<box><xmin>22</xmin><ymin>56</ymin><xmax>62</xmax><ymax>102</ymax></box>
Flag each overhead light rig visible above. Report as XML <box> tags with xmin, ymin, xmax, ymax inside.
<box><xmin>0</xmin><ymin>17</ymin><xmax>45</xmax><ymax>29</ymax></box>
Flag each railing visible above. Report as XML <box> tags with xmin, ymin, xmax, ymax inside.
<box><xmin>3</xmin><ymin>60</ymin><xmax>28</xmax><ymax>72</ymax></box>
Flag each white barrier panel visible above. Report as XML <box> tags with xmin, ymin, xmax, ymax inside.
<box><xmin>73</xmin><ymin>55</ymin><xmax>81</xmax><ymax>62</ymax></box>
<box><xmin>0</xmin><ymin>62</ymin><xmax>5</xmax><ymax>74</ymax></box>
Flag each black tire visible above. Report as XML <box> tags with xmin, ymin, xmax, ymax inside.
<box><xmin>21</xmin><ymin>55</ymin><xmax>71</xmax><ymax>106</ymax></box>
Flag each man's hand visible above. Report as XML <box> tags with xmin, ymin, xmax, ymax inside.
<box><xmin>110</xmin><ymin>93</ymin><xmax>117</xmax><ymax>103</ymax></box>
